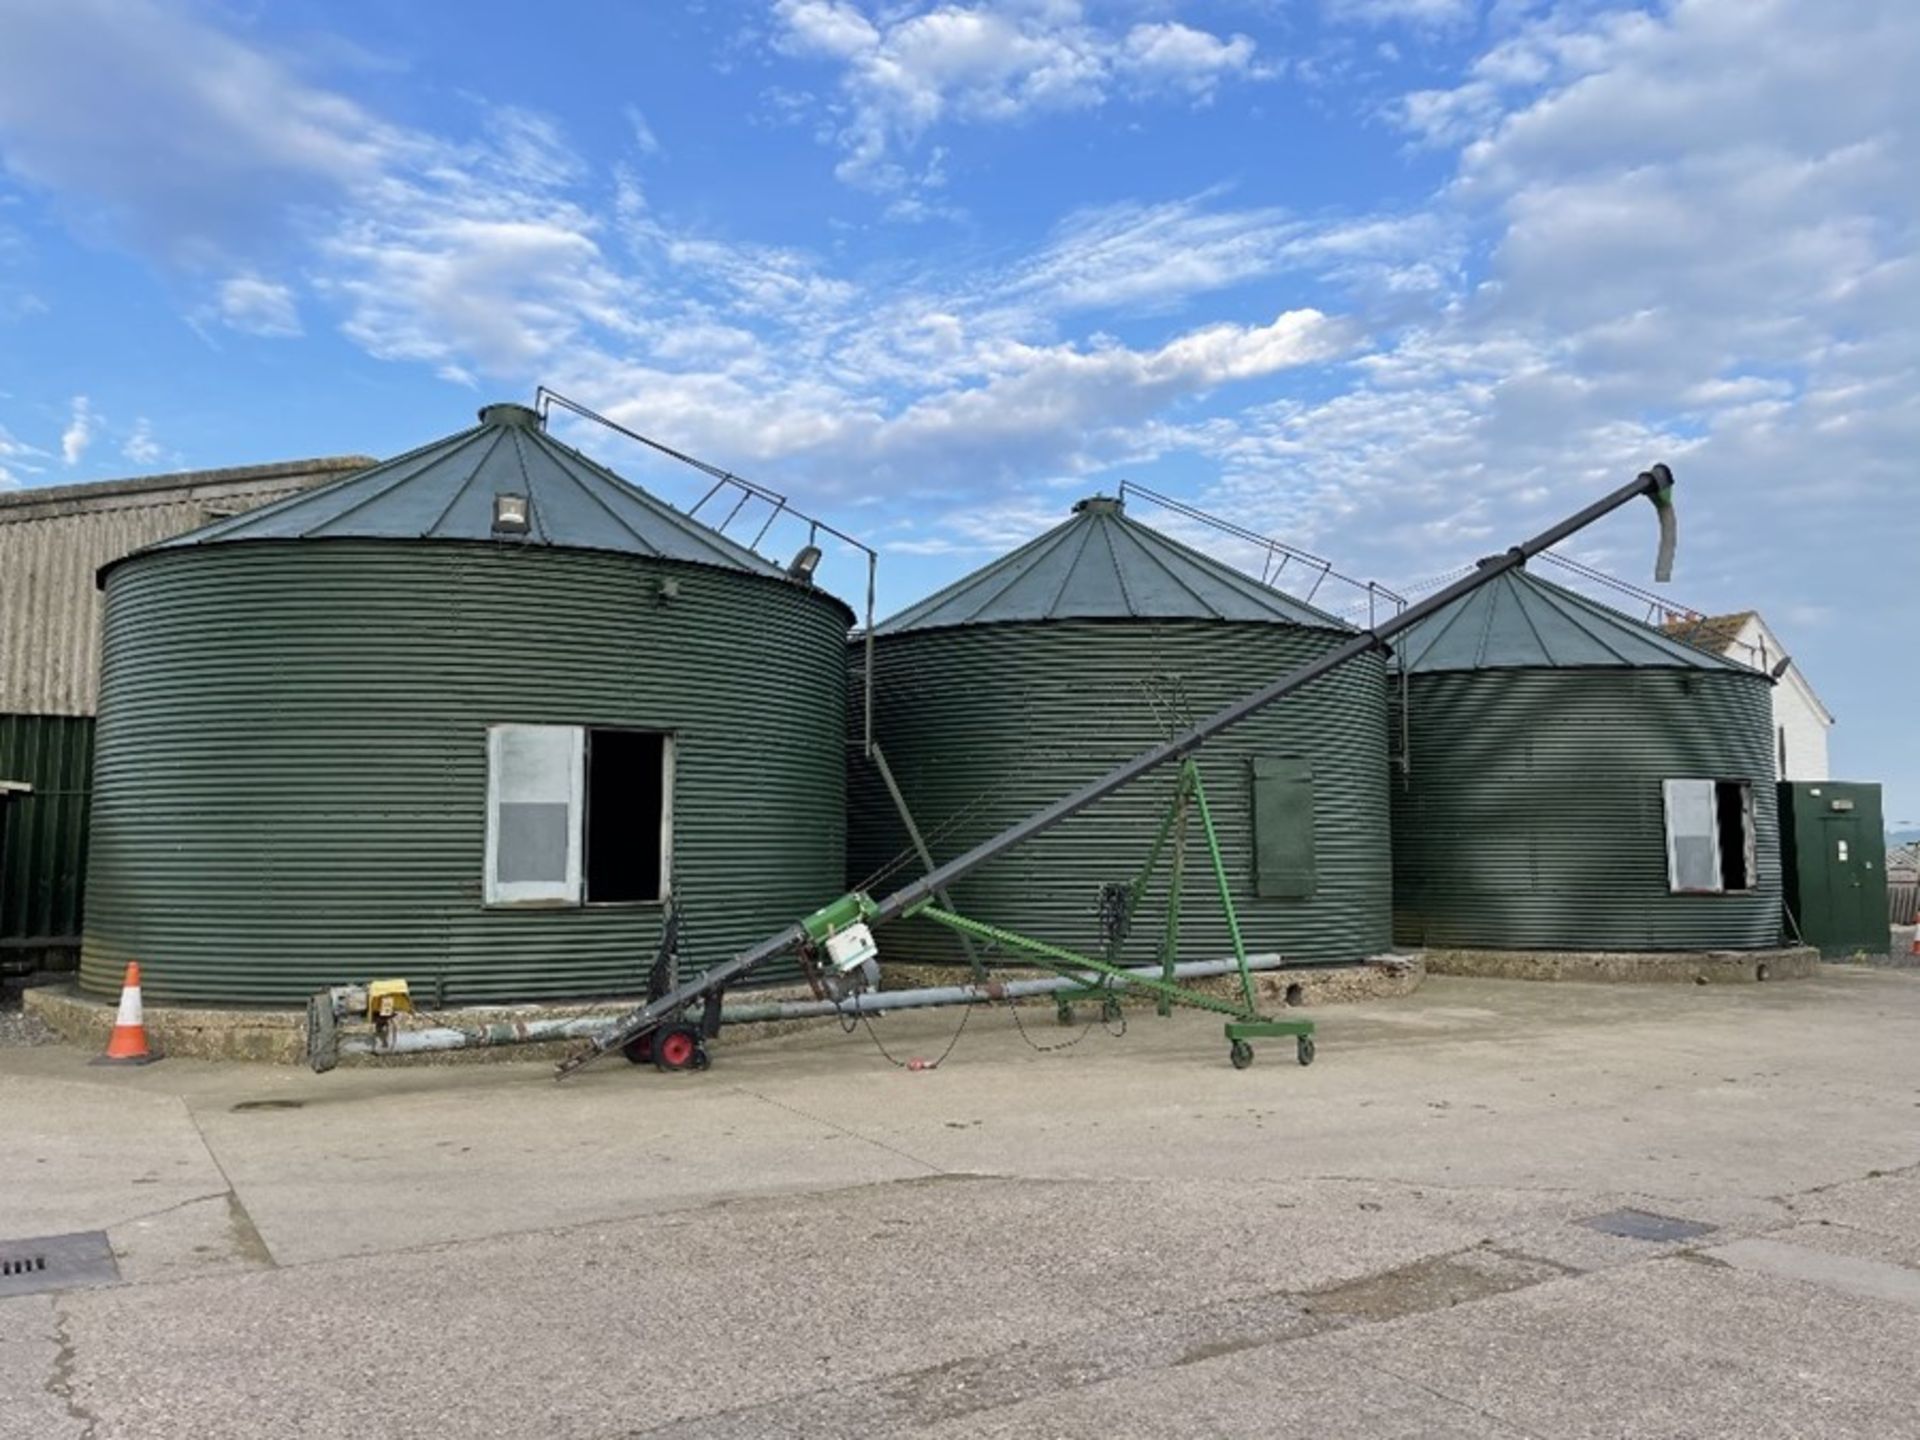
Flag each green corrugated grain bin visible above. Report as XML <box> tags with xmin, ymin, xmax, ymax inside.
<box><xmin>81</xmin><ymin>405</ymin><xmax>851</xmax><ymax>1005</ymax></box>
<box><xmin>849</xmin><ymin>496</ymin><xmax>1393</xmax><ymax>969</ymax></box>
<box><xmin>1390</xmin><ymin>570</ymin><xmax>1783</xmax><ymax>951</ymax></box>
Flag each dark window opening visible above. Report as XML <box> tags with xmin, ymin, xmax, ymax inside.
<box><xmin>1714</xmin><ymin>780</ymin><xmax>1754</xmax><ymax>891</ymax></box>
<box><xmin>585</xmin><ymin>729</ymin><xmax>667</xmax><ymax>904</ymax></box>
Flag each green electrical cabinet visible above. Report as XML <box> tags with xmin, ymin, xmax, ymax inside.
<box><xmin>1779</xmin><ymin>781</ymin><xmax>1889</xmax><ymax>957</ymax></box>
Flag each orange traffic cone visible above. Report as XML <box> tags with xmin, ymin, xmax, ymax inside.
<box><xmin>91</xmin><ymin>961</ymin><xmax>161</xmax><ymax>1066</ymax></box>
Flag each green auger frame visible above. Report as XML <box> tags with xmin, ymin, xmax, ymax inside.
<box><xmin>907</xmin><ymin>756</ymin><xmax>1315</xmax><ymax>1069</ymax></box>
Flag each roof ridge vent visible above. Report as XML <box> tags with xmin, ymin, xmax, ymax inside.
<box><xmin>1073</xmin><ymin>494</ymin><xmax>1123</xmax><ymax>515</ymax></box>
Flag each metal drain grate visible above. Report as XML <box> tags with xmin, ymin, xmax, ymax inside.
<box><xmin>1578</xmin><ymin>1208</ymin><xmax>1718</xmax><ymax>1243</ymax></box>
<box><xmin>0</xmin><ymin>1231</ymin><xmax>120</xmax><ymax>1298</ymax></box>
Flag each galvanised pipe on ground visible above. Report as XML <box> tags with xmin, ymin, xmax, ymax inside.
<box><xmin>338</xmin><ymin>955</ymin><xmax>1298</xmax><ymax>1059</ymax></box>
<box><xmin>715</xmin><ymin>953</ymin><xmax>1292</xmax><ymax>1023</ymax></box>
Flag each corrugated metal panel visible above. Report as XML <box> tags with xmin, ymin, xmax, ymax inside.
<box><xmin>141</xmin><ymin>406</ymin><xmax>791</xmax><ymax>580</ymax></box>
<box><xmin>875</xmin><ymin>497</ymin><xmax>1350</xmax><ymax>634</ymax></box>
<box><xmin>1391</xmin><ymin>668</ymin><xmax>1783</xmax><ymax>950</ymax></box>
<box><xmin>1395</xmin><ymin>571</ymin><xmax>1747</xmax><ymax>673</ymax></box>
<box><xmin>0</xmin><ymin>458</ymin><xmax>372</xmax><ymax>716</ymax></box>
<box><xmin>82</xmin><ymin>541</ymin><xmax>849</xmax><ymax>1005</ymax></box>
<box><xmin>850</xmin><ymin>621</ymin><xmax>1393</xmax><ymax>968</ymax></box>
<box><xmin>0</xmin><ymin>713</ymin><xmax>93</xmax><ymax>953</ymax></box>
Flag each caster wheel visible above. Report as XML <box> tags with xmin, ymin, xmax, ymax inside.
<box><xmin>1297</xmin><ymin>1036</ymin><xmax>1316</xmax><ymax>1067</ymax></box>
<box><xmin>622</xmin><ymin>1032</ymin><xmax>655</xmax><ymax>1065</ymax></box>
<box><xmin>691</xmin><ymin>1046</ymin><xmax>712</xmax><ymax>1071</ymax></box>
<box><xmin>1229</xmin><ymin>1040</ymin><xmax>1254</xmax><ymax>1070</ymax></box>
<box><xmin>654</xmin><ymin>1025</ymin><xmax>700</xmax><ymax>1072</ymax></box>
<box><xmin>1101</xmin><ymin>997</ymin><xmax>1123</xmax><ymax>1024</ymax></box>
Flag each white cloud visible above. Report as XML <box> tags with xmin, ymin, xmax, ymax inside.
<box><xmin>217</xmin><ymin>275</ymin><xmax>302</xmax><ymax>337</ymax></box>
<box><xmin>1117</xmin><ymin>23</ymin><xmax>1262</xmax><ymax>98</ymax></box>
<box><xmin>1325</xmin><ymin>0</ymin><xmax>1478</xmax><ymax>26</ymax></box>
<box><xmin>626</xmin><ymin>107</ymin><xmax>663</xmax><ymax>157</ymax></box>
<box><xmin>1192</xmin><ymin>0</ymin><xmax>1920</xmax><ymax>597</ymax></box>
<box><xmin>774</xmin><ymin>0</ymin><xmax>881</xmax><ymax>60</ymax></box>
<box><xmin>122</xmin><ymin>417</ymin><xmax>162</xmax><ymax>466</ymax></box>
<box><xmin>0</xmin><ymin>422</ymin><xmax>43</xmax><ymax>489</ymax></box>
<box><xmin>59</xmin><ymin>394</ymin><xmax>92</xmax><ymax>465</ymax></box>
<box><xmin>769</xmin><ymin>1</ymin><xmax>1270</xmax><ymax>190</ymax></box>
<box><xmin>1012</xmin><ymin>194</ymin><xmax>1454</xmax><ymax>314</ymax></box>
<box><xmin>0</xmin><ymin>0</ymin><xmax>400</xmax><ymax>266</ymax></box>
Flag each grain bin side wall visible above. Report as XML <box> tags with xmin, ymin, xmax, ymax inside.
<box><xmin>83</xmin><ymin>542</ymin><xmax>848</xmax><ymax>1005</ymax></box>
<box><xmin>850</xmin><ymin>621</ymin><xmax>1392</xmax><ymax>967</ymax></box>
<box><xmin>1390</xmin><ymin>668</ymin><xmax>1781</xmax><ymax>950</ymax></box>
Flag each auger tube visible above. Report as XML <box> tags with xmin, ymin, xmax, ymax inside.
<box><xmin>555</xmin><ymin>464</ymin><xmax>1677</xmax><ymax>1078</ymax></box>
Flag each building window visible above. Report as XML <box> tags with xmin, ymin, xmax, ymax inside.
<box><xmin>485</xmin><ymin>725</ymin><xmax>671</xmax><ymax>907</ymax></box>
<box><xmin>1778</xmin><ymin>726</ymin><xmax>1788</xmax><ymax>779</ymax></box>
<box><xmin>1663</xmin><ymin>778</ymin><xmax>1756</xmax><ymax>895</ymax></box>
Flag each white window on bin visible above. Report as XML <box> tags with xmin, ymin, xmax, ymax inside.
<box><xmin>1662</xmin><ymin>778</ymin><xmax>1756</xmax><ymax>895</ymax></box>
<box><xmin>485</xmin><ymin>724</ymin><xmax>671</xmax><ymax>907</ymax></box>
<box><xmin>486</xmin><ymin>725</ymin><xmax>584</xmax><ymax>905</ymax></box>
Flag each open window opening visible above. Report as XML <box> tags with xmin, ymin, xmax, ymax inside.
<box><xmin>1663</xmin><ymin>778</ymin><xmax>1755</xmax><ymax>895</ymax></box>
<box><xmin>585</xmin><ymin>729</ymin><xmax>669</xmax><ymax>904</ymax></box>
<box><xmin>485</xmin><ymin>724</ymin><xmax>671</xmax><ymax>907</ymax></box>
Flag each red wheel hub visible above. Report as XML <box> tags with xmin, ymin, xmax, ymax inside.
<box><xmin>657</xmin><ymin>1030</ymin><xmax>697</xmax><ymax>1068</ymax></box>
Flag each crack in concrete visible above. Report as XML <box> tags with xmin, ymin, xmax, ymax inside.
<box><xmin>1358</xmin><ymin>1354</ymin><xmax>1552</xmax><ymax>1440</ymax></box>
<box><xmin>620</xmin><ymin>1241</ymin><xmax>1587</xmax><ymax>1436</ymax></box>
<box><xmin>729</xmin><ymin>1083</ymin><xmax>946</xmax><ymax>1175</ymax></box>
<box><xmin>185</xmin><ymin>1106</ymin><xmax>278</xmax><ymax>1269</ymax></box>
<box><xmin>1770</xmin><ymin>1155</ymin><xmax>1920</xmax><ymax>1205</ymax></box>
<box><xmin>104</xmin><ymin>1189</ymin><xmax>236</xmax><ymax>1231</ymax></box>
<box><xmin>45</xmin><ymin>1301</ymin><xmax>101</xmax><ymax>1440</ymax></box>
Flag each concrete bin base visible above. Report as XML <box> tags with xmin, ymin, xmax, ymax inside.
<box><xmin>22</xmin><ymin>956</ymin><xmax>1424</xmax><ymax>1065</ymax></box>
<box><xmin>1419</xmin><ymin>945</ymin><xmax>1820</xmax><ymax>984</ymax></box>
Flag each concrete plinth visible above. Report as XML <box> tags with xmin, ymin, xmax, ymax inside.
<box><xmin>1419</xmin><ymin>945</ymin><xmax>1819</xmax><ymax>984</ymax></box>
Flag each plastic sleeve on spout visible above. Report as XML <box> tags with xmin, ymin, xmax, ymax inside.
<box><xmin>1654</xmin><ymin>502</ymin><xmax>1677</xmax><ymax>583</ymax></box>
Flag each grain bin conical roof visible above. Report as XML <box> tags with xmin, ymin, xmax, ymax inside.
<box><xmin>875</xmin><ymin>495</ymin><xmax>1350</xmax><ymax>635</ymax></box>
<box><xmin>123</xmin><ymin>403</ymin><xmax>785</xmax><ymax>580</ymax></box>
<box><xmin>1395</xmin><ymin>568</ymin><xmax>1750</xmax><ymax>673</ymax></box>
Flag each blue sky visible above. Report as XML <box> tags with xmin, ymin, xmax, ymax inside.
<box><xmin>0</xmin><ymin>0</ymin><xmax>1914</xmax><ymax>819</ymax></box>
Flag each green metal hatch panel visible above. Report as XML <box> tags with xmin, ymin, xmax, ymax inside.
<box><xmin>872</xmin><ymin>496</ymin><xmax>1353</xmax><ymax>635</ymax></box>
<box><xmin>1393</xmin><ymin>570</ymin><xmax>1751</xmax><ymax>674</ymax></box>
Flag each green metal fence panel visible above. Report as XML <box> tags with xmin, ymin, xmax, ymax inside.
<box><xmin>1251</xmin><ymin>757</ymin><xmax>1316</xmax><ymax>899</ymax></box>
<box><xmin>0</xmin><ymin>712</ymin><xmax>94</xmax><ymax>961</ymax></box>
<box><xmin>82</xmin><ymin>541</ymin><xmax>849</xmax><ymax>1005</ymax></box>
<box><xmin>1391</xmin><ymin>667</ymin><xmax>1783</xmax><ymax>950</ymax></box>
<box><xmin>850</xmin><ymin>621</ymin><xmax>1392</xmax><ymax>969</ymax></box>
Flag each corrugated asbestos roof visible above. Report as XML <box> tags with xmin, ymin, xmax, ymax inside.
<box><xmin>1395</xmin><ymin>568</ymin><xmax>1749</xmax><ymax>674</ymax></box>
<box><xmin>874</xmin><ymin>495</ymin><xmax>1351</xmax><ymax>635</ymax></box>
<box><xmin>135</xmin><ymin>403</ymin><xmax>784</xmax><ymax>579</ymax></box>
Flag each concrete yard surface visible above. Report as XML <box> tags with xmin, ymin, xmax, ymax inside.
<box><xmin>3</xmin><ymin>968</ymin><xmax>1919</xmax><ymax>1438</ymax></box>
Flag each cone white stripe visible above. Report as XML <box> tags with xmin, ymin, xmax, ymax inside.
<box><xmin>114</xmin><ymin>983</ymin><xmax>143</xmax><ymax>1028</ymax></box>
